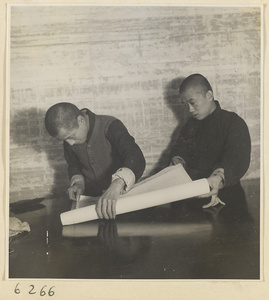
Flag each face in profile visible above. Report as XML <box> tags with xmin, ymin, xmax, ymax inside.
<box><xmin>56</xmin><ymin>115</ymin><xmax>89</xmax><ymax>145</ymax></box>
<box><xmin>181</xmin><ymin>86</ymin><xmax>215</xmax><ymax>120</ymax></box>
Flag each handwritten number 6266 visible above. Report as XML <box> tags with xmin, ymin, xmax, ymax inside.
<box><xmin>14</xmin><ymin>283</ymin><xmax>55</xmax><ymax>296</ymax></box>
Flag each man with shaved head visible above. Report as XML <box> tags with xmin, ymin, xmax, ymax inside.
<box><xmin>45</xmin><ymin>102</ymin><xmax>145</xmax><ymax>219</ymax></box>
<box><xmin>170</xmin><ymin>74</ymin><xmax>251</xmax><ymax>208</ymax></box>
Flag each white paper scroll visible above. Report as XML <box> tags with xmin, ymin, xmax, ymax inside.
<box><xmin>60</xmin><ymin>165</ymin><xmax>210</xmax><ymax>226</ymax></box>
<box><xmin>74</xmin><ymin>164</ymin><xmax>192</xmax><ymax>209</ymax></box>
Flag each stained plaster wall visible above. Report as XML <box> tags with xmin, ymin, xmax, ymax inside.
<box><xmin>9</xmin><ymin>5</ymin><xmax>261</xmax><ymax>202</ymax></box>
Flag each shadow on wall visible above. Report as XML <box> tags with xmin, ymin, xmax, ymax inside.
<box><xmin>148</xmin><ymin>77</ymin><xmax>189</xmax><ymax>176</ymax></box>
<box><xmin>9</xmin><ymin>107</ymin><xmax>69</xmax><ymax>200</ymax></box>
<box><xmin>9</xmin><ymin>78</ymin><xmax>189</xmax><ymax>199</ymax></box>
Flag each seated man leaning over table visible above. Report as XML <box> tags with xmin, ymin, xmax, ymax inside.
<box><xmin>45</xmin><ymin>102</ymin><xmax>145</xmax><ymax>220</ymax></box>
<box><xmin>169</xmin><ymin>73</ymin><xmax>251</xmax><ymax>209</ymax></box>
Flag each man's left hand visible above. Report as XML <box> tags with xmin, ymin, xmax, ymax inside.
<box><xmin>199</xmin><ymin>174</ymin><xmax>225</xmax><ymax>208</ymax></box>
<box><xmin>96</xmin><ymin>178</ymin><xmax>125</xmax><ymax>219</ymax></box>
<box><xmin>202</xmin><ymin>194</ymin><xmax>225</xmax><ymax>208</ymax></box>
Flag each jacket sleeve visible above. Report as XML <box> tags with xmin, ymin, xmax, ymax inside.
<box><xmin>106</xmin><ymin>119</ymin><xmax>146</xmax><ymax>182</ymax></box>
<box><xmin>169</xmin><ymin>122</ymin><xmax>190</xmax><ymax>163</ymax></box>
<box><xmin>215</xmin><ymin>115</ymin><xmax>251</xmax><ymax>187</ymax></box>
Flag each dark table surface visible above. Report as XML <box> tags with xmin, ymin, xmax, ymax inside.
<box><xmin>9</xmin><ymin>179</ymin><xmax>260</xmax><ymax>280</ymax></box>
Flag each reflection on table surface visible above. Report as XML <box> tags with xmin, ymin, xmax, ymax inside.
<box><xmin>62</xmin><ymin>221</ymin><xmax>213</xmax><ymax>238</ymax></box>
<box><xmin>9</xmin><ymin>179</ymin><xmax>260</xmax><ymax>279</ymax></box>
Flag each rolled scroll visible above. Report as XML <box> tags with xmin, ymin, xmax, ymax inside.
<box><xmin>71</xmin><ymin>164</ymin><xmax>192</xmax><ymax>210</ymax></box>
<box><xmin>60</xmin><ymin>173</ymin><xmax>210</xmax><ymax>226</ymax></box>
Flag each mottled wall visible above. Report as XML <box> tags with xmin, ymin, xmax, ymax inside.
<box><xmin>9</xmin><ymin>5</ymin><xmax>261</xmax><ymax>202</ymax></box>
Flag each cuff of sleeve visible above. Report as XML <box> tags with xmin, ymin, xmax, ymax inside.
<box><xmin>112</xmin><ymin>167</ymin><xmax>135</xmax><ymax>194</ymax></box>
<box><xmin>70</xmin><ymin>174</ymin><xmax>85</xmax><ymax>189</ymax></box>
<box><xmin>211</xmin><ymin>168</ymin><xmax>225</xmax><ymax>187</ymax></box>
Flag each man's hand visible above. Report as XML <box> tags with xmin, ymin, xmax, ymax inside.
<box><xmin>67</xmin><ymin>176</ymin><xmax>85</xmax><ymax>201</ymax></box>
<box><xmin>96</xmin><ymin>178</ymin><xmax>125</xmax><ymax>219</ymax></box>
<box><xmin>202</xmin><ymin>195</ymin><xmax>225</xmax><ymax>208</ymax></box>
<box><xmin>170</xmin><ymin>156</ymin><xmax>185</xmax><ymax>166</ymax></box>
<box><xmin>200</xmin><ymin>174</ymin><xmax>225</xmax><ymax>208</ymax></box>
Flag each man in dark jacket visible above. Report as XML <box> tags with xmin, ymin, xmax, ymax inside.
<box><xmin>45</xmin><ymin>102</ymin><xmax>146</xmax><ymax>219</ymax></box>
<box><xmin>170</xmin><ymin>74</ymin><xmax>251</xmax><ymax>208</ymax></box>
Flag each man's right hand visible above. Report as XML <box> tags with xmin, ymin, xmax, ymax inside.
<box><xmin>67</xmin><ymin>175</ymin><xmax>85</xmax><ymax>201</ymax></box>
<box><xmin>170</xmin><ymin>156</ymin><xmax>185</xmax><ymax>166</ymax></box>
<box><xmin>67</xmin><ymin>183</ymin><xmax>84</xmax><ymax>201</ymax></box>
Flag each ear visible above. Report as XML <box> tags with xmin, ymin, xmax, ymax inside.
<box><xmin>206</xmin><ymin>90</ymin><xmax>214</xmax><ymax>101</ymax></box>
<box><xmin>77</xmin><ymin>115</ymin><xmax>85</xmax><ymax>124</ymax></box>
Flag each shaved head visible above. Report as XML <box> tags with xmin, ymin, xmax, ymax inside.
<box><xmin>45</xmin><ymin>102</ymin><xmax>82</xmax><ymax>137</ymax></box>
<box><xmin>180</xmin><ymin>74</ymin><xmax>213</xmax><ymax>96</ymax></box>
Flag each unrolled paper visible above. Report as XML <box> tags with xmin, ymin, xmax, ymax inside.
<box><xmin>60</xmin><ymin>165</ymin><xmax>210</xmax><ymax>226</ymax></box>
<box><xmin>75</xmin><ymin>164</ymin><xmax>192</xmax><ymax>209</ymax></box>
